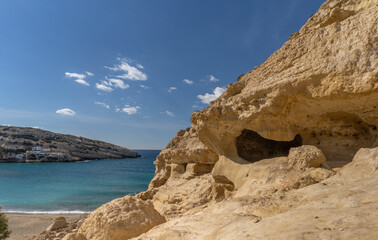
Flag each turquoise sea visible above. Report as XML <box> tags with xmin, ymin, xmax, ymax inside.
<box><xmin>0</xmin><ymin>150</ymin><xmax>159</xmax><ymax>214</ymax></box>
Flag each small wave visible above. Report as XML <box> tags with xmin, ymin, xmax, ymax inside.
<box><xmin>4</xmin><ymin>210</ymin><xmax>91</xmax><ymax>215</ymax></box>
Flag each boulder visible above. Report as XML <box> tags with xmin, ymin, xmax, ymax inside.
<box><xmin>288</xmin><ymin>145</ymin><xmax>326</xmax><ymax>168</ymax></box>
<box><xmin>46</xmin><ymin>217</ymin><xmax>68</xmax><ymax>232</ymax></box>
<box><xmin>78</xmin><ymin>196</ymin><xmax>165</xmax><ymax>240</ymax></box>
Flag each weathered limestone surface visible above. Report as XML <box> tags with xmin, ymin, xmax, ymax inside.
<box><xmin>77</xmin><ymin>196</ymin><xmax>165</xmax><ymax>240</ymax></box>
<box><xmin>192</xmin><ymin>0</ymin><xmax>377</xmax><ymax>169</ymax></box>
<box><xmin>70</xmin><ymin>0</ymin><xmax>378</xmax><ymax>239</ymax></box>
<box><xmin>133</xmin><ymin>147</ymin><xmax>378</xmax><ymax>240</ymax></box>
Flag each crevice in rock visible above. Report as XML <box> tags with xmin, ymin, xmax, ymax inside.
<box><xmin>236</xmin><ymin>129</ymin><xmax>302</xmax><ymax>163</ymax></box>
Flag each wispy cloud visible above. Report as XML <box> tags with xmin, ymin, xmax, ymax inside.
<box><xmin>140</xmin><ymin>85</ymin><xmax>150</xmax><ymax>89</ymax></box>
<box><xmin>166</xmin><ymin>111</ymin><xmax>175</xmax><ymax>117</ymax></box>
<box><xmin>183</xmin><ymin>79</ymin><xmax>193</xmax><ymax>85</ymax></box>
<box><xmin>86</xmin><ymin>71</ymin><xmax>94</xmax><ymax>76</ymax></box>
<box><xmin>192</xmin><ymin>104</ymin><xmax>199</xmax><ymax>108</ymax></box>
<box><xmin>122</xmin><ymin>105</ymin><xmax>140</xmax><ymax>115</ymax></box>
<box><xmin>168</xmin><ymin>87</ymin><xmax>177</xmax><ymax>93</ymax></box>
<box><xmin>75</xmin><ymin>79</ymin><xmax>90</xmax><ymax>86</ymax></box>
<box><xmin>197</xmin><ymin>87</ymin><xmax>225</xmax><ymax>104</ymax></box>
<box><xmin>65</xmin><ymin>72</ymin><xmax>86</xmax><ymax>79</ymax></box>
<box><xmin>106</xmin><ymin>58</ymin><xmax>147</xmax><ymax>81</ymax></box>
<box><xmin>96</xmin><ymin>83</ymin><xmax>113</xmax><ymax>92</ymax></box>
<box><xmin>56</xmin><ymin>108</ymin><xmax>76</xmax><ymax>116</ymax></box>
<box><xmin>65</xmin><ymin>72</ymin><xmax>90</xmax><ymax>86</ymax></box>
<box><xmin>94</xmin><ymin>102</ymin><xmax>110</xmax><ymax>109</ymax></box>
<box><xmin>136</xmin><ymin>64</ymin><xmax>144</xmax><ymax>69</ymax></box>
<box><xmin>209</xmin><ymin>75</ymin><xmax>219</xmax><ymax>82</ymax></box>
<box><xmin>95</xmin><ymin>78</ymin><xmax>129</xmax><ymax>92</ymax></box>
<box><xmin>107</xmin><ymin>79</ymin><xmax>129</xmax><ymax>89</ymax></box>
<box><xmin>165</xmin><ymin>111</ymin><xmax>175</xmax><ymax>117</ymax></box>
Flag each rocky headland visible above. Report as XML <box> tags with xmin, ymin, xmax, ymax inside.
<box><xmin>0</xmin><ymin>126</ymin><xmax>140</xmax><ymax>162</ymax></box>
<box><xmin>32</xmin><ymin>0</ymin><xmax>377</xmax><ymax>239</ymax></box>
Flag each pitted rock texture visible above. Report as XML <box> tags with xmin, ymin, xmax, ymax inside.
<box><xmin>71</xmin><ymin>0</ymin><xmax>377</xmax><ymax>239</ymax></box>
<box><xmin>191</xmin><ymin>0</ymin><xmax>377</xmax><ymax>169</ymax></box>
<box><xmin>148</xmin><ymin>128</ymin><xmax>218</xmax><ymax>191</ymax></box>
<box><xmin>77</xmin><ymin>196</ymin><xmax>165</xmax><ymax>240</ymax></box>
<box><xmin>132</xmin><ymin>147</ymin><xmax>378</xmax><ymax>240</ymax></box>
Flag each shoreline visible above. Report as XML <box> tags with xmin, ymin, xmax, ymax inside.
<box><xmin>6</xmin><ymin>213</ymin><xmax>86</xmax><ymax>240</ymax></box>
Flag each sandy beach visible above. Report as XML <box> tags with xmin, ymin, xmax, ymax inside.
<box><xmin>6</xmin><ymin>213</ymin><xmax>83</xmax><ymax>240</ymax></box>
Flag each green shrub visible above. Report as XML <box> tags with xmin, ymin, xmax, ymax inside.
<box><xmin>0</xmin><ymin>207</ymin><xmax>11</xmax><ymax>239</ymax></box>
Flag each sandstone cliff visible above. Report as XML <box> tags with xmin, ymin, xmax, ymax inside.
<box><xmin>61</xmin><ymin>0</ymin><xmax>378</xmax><ymax>239</ymax></box>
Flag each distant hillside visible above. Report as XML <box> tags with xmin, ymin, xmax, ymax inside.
<box><xmin>0</xmin><ymin>126</ymin><xmax>140</xmax><ymax>162</ymax></box>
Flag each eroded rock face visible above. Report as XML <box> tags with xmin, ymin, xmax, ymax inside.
<box><xmin>148</xmin><ymin>128</ymin><xmax>218</xmax><ymax>191</ymax></box>
<box><xmin>191</xmin><ymin>0</ymin><xmax>377</xmax><ymax>170</ymax></box>
<box><xmin>132</xmin><ymin>147</ymin><xmax>378</xmax><ymax>240</ymax></box>
<box><xmin>71</xmin><ymin>0</ymin><xmax>377</xmax><ymax>239</ymax></box>
<box><xmin>77</xmin><ymin>196</ymin><xmax>165</xmax><ymax>240</ymax></box>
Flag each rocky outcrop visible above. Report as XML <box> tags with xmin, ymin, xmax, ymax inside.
<box><xmin>69</xmin><ymin>0</ymin><xmax>378</xmax><ymax>239</ymax></box>
<box><xmin>192</xmin><ymin>0</ymin><xmax>377</xmax><ymax>170</ymax></box>
<box><xmin>31</xmin><ymin>216</ymin><xmax>87</xmax><ymax>240</ymax></box>
<box><xmin>139</xmin><ymin>129</ymin><xmax>219</xmax><ymax>218</ymax></box>
<box><xmin>0</xmin><ymin>126</ymin><xmax>140</xmax><ymax>162</ymax></box>
<box><xmin>132</xmin><ymin>147</ymin><xmax>378</xmax><ymax>240</ymax></box>
<box><xmin>77</xmin><ymin>196</ymin><xmax>165</xmax><ymax>240</ymax></box>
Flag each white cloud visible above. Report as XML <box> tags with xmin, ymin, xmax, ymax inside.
<box><xmin>75</xmin><ymin>79</ymin><xmax>90</xmax><ymax>86</ymax></box>
<box><xmin>107</xmin><ymin>79</ymin><xmax>129</xmax><ymax>89</ymax></box>
<box><xmin>209</xmin><ymin>75</ymin><xmax>219</xmax><ymax>82</ymax></box>
<box><xmin>32</xmin><ymin>126</ymin><xmax>40</xmax><ymax>129</ymax></box>
<box><xmin>136</xmin><ymin>64</ymin><xmax>144</xmax><ymax>69</ymax></box>
<box><xmin>56</xmin><ymin>108</ymin><xmax>76</xmax><ymax>117</ymax></box>
<box><xmin>106</xmin><ymin>58</ymin><xmax>147</xmax><ymax>81</ymax></box>
<box><xmin>94</xmin><ymin>102</ymin><xmax>110</xmax><ymax>109</ymax></box>
<box><xmin>183</xmin><ymin>79</ymin><xmax>193</xmax><ymax>85</ymax></box>
<box><xmin>65</xmin><ymin>72</ymin><xmax>90</xmax><ymax>86</ymax></box>
<box><xmin>168</xmin><ymin>87</ymin><xmax>177</xmax><ymax>93</ymax></box>
<box><xmin>122</xmin><ymin>106</ymin><xmax>140</xmax><ymax>115</ymax></box>
<box><xmin>140</xmin><ymin>85</ymin><xmax>150</xmax><ymax>89</ymax></box>
<box><xmin>65</xmin><ymin>72</ymin><xmax>86</xmax><ymax>79</ymax></box>
<box><xmin>192</xmin><ymin>104</ymin><xmax>199</xmax><ymax>108</ymax></box>
<box><xmin>86</xmin><ymin>71</ymin><xmax>94</xmax><ymax>76</ymax></box>
<box><xmin>96</xmin><ymin>83</ymin><xmax>114</xmax><ymax>92</ymax></box>
<box><xmin>197</xmin><ymin>87</ymin><xmax>225</xmax><ymax>104</ymax></box>
<box><xmin>96</xmin><ymin>78</ymin><xmax>129</xmax><ymax>92</ymax></box>
<box><xmin>166</xmin><ymin>111</ymin><xmax>175</xmax><ymax>117</ymax></box>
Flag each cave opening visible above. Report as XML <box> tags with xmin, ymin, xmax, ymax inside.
<box><xmin>236</xmin><ymin>129</ymin><xmax>302</xmax><ymax>163</ymax></box>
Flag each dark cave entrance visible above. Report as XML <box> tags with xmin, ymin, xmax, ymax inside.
<box><xmin>236</xmin><ymin>129</ymin><xmax>302</xmax><ymax>163</ymax></box>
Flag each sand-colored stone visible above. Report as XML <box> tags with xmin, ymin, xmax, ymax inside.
<box><xmin>148</xmin><ymin>129</ymin><xmax>218</xmax><ymax>189</ymax></box>
<box><xmin>77</xmin><ymin>196</ymin><xmax>165</xmax><ymax>240</ymax></box>
<box><xmin>73</xmin><ymin>0</ymin><xmax>378</xmax><ymax>239</ymax></box>
<box><xmin>288</xmin><ymin>145</ymin><xmax>326</xmax><ymax>168</ymax></box>
<box><xmin>46</xmin><ymin>217</ymin><xmax>68</xmax><ymax>232</ymax></box>
<box><xmin>191</xmin><ymin>0</ymin><xmax>377</xmax><ymax>169</ymax></box>
<box><xmin>132</xmin><ymin>147</ymin><xmax>378</xmax><ymax>240</ymax></box>
<box><xmin>62</xmin><ymin>233</ymin><xmax>87</xmax><ymax>240</ymax></box>
<box><xmin>152</xmin><ymin>174</ymin><xmax>215</xmax><ymax>219</ymax></box>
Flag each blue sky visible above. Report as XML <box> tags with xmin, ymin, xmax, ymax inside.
<box><xmin>0</xmin><ymin>0</ymin><xmax>324</xmax><ymax>149</ymax></box>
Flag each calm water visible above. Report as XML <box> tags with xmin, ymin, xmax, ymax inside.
<box><xmin>0</xmin><ymin>150</ymin><xmax>159</xmax><ymax>213</ymax></box>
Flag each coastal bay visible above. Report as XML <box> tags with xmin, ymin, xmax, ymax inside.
<box><xmin>0</xmin><ymin>150</ymin><xmax>158</xmax><ymax>214</ymax></box>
